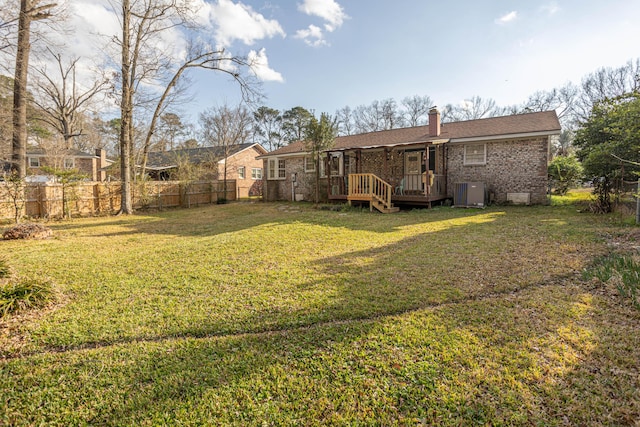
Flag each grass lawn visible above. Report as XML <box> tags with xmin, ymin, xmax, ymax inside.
<box><xmin>1</xmin><ymin>197</ymin><xmax>639</xmax><ymax>425</ymax></box>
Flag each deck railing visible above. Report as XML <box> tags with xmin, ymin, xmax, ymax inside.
<box><xmin>348</xmin><ymin>173</ymin><xmax>392</xmax><ymax>208</ymax></box>
<box><xmin>398</xmin><ymin>173</ymin><xmax>446</xmax><ymax>198</ymax></box>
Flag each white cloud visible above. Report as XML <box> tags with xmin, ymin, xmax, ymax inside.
<box><xmin>294</xmin><ymin>24</ymin><xmax>328</xmax><ymax>47</ymax></box>
<box><xmin>248</xmin><ymin>48</ymin><xmax>283</xmax><ymax>82</ymax></box>
<box><xmin>297</xmin><ymin>0</ymin><xmax>348</xmax><ymax>32</ymax></box>
<box><xmin>541</xmin><ymin>2</ymin><xmax>560</xmax><ymax>16</ymax></box>
<box><xmin>495</xmin><ymin>11</ymin><xmax>518</xmax><ymax>25</ymax></box>
<box><xmin>208</xmin><ymin>0</ymin><xmax>286</xmax><ymax>47</ymax></box>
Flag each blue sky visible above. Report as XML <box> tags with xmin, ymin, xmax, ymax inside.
<box><xmin>69</xmin><ymin>0</ymin><xmax>640</xmax><ymax>122</ymax></box>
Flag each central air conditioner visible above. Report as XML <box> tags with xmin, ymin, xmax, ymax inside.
<box><xmin>453</xmin><ymin>182</ymin><xmax>486</xmax><ymax>208</ymax></box>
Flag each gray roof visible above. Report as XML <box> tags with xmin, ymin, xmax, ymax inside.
<box><xmin>26</xmin><ymin>148</ymin><xmax>98</xmax><ymax>158</ymax></box>
<box><xmin>145</xmin><ymin>143</ymin><xmax>266</xmax><ymax>170</ymax></box>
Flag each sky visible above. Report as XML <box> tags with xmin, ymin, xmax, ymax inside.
<box><xmin>61</xmin><ymin>0</ymin><xmax>640</xmax><ymax>123</ymax></box>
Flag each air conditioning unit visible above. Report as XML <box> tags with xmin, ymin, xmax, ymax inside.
<box><xmin>454</xmin><ymin>182</ymin><xmax>486</xmax><ymax>208</ymax></box>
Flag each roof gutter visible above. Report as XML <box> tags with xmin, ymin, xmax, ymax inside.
<box><xmin>449</xmin><ymin>130</ymin><xmax>561</xmax><ymax>143</ymax></box>
<box><xmin>256</xmin><ymin>151</ymin><xmax>308</xmax><ymax>160</ymax></box>
<box><xmin>328</xmin><ymin>138</ymin><xmax>449</xmax><ymax>152</ymax></box>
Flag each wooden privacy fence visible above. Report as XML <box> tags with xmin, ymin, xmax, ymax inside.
<box><xmin>0</xmin><ymin>180</ymin><xmax>236</xmax><ymax>220</ymax></box>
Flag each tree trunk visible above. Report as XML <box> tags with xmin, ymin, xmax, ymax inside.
<box><xmin>12</xmin><ymin>0</ymin><xmax>32</xmax><ymax>178</ymax></box>
<box><xmin>119</xmin><ymin>0</ymin><xmax>133</xmax><ymax>214</ymax></box>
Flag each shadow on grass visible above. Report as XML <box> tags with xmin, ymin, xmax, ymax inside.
<box><xmin>3</xmin><ymin>277</ymin><xmax>639</xmax><ymax>425</ymax></box>
<box><xmin>50</xmin><ymin>202</ymin><xmax>501</xmax><ymax>239</ymax></box>
<box><xmin>5</xmin><ymin>202</ymin><xmax>635</xmax><ymax>424</ymax></box>
<box><xmin>9</xmin><ymin>203</ymin><xmax>601</xmax><ymax>355</ymax></box>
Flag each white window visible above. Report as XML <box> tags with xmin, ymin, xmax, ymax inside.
<box><xmin>251</xmin><ymin>167</ymin><xmax>262</xmax><ymax>180</ymax></box>
<box><xmin>64</xmin><ymin>158</ymin><xmax>75</xmax><ymax>169</ymax></box>
<box><xmin>268</xmin><ymin>159</ymin><xmax>276</xmax><ymax>179</ymax></box>
<box><xmin>238</xmin><ymin>166</ymin><xmax>245</xmax><ymax>179</ymax></box>
<box><xmin>464</xmin><ymin>143</ymin><xmax>486</xmax><ymax>165</ymax></box>
<box><xmin>304</xmin><ymin>156</ymin><xmax>315</xmax><ymax>172</ymax></box>
<box><xmin>267</xmin><ymin>158</ymin><xmax>286</xmax><ymax>180</ymax></box>
<box><xmin>29</xmin><ymin>157</ymin><xmax>40</xmax><ymax>168</ymax></box>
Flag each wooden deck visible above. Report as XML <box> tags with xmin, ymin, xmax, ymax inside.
<box><xmin>329</xmin><ymin>173</ymin><xmax>449</xmax><ymax>209</ymax></box>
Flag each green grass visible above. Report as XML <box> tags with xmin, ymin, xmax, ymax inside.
<box><xmin>585</xmin><ymin>253</ymin><xmax>640</xmax><ymax>309</ymax></box>
<box><xmin>1</xmin><ymin>197</ymin><xmax>639</xmax><ymax>425</ymax></box>
<box><xmin>0</xmin><ymin>278</ymin><xmax>54</xmax><ymax>318</ymax></box>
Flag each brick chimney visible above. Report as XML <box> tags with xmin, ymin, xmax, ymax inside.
<box><xmin>428</xmin><ymin>107</ymin><xmax>441</xmax><ymax>137</ymax></box>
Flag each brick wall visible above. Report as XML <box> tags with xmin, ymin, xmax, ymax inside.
<box><xmin>262</xmin><ymin>156</ymin><xmax>328</xmax><ymax>202</ymax></box>
<box><xmin>221</xmin><ymin>146</ymin><xmax>265</xmax><ymax>198</ymax></box>
<box><xmin>26</xmin><ymin>156</ymin><xmax>97</xmax><ymax>179</ymax></box>
<box><xmin>446</xmin><ymin>137</ymin><xmax>550</xmax><ymax>204</ymax></box>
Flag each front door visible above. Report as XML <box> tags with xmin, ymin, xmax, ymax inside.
<box><xmin>404</xmin><ymin>151</ymin><xmax>422</xmax><ymax>192</ymax></box>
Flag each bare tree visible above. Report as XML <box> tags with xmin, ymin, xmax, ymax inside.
<box><xmin>335</xmin><ymin>105</ymin><xmax>354</xmax><ymax>136</ymax></box>
<box><xmin>352</xmin><ymin>99</ymin><xmax>404</xmax><ymax>133</ymax></box>
<box><xmin>138</xmin><ymin>42</ymin><xmax>258</xmax><ymax>178</ymax></box>
<box><xmin>353</xmin><ymin>101</ymin><xmax>383</xmax><ymax>133</ymax></box>
<box><xmin>12</xmin><ymin>0</ymin><xmax>57</xmax><ymax>177</ymax></box>
<box><xmin>199</xmin><ymin>104</ymin><xmax>253</xmax><ymax>200</ymax></box>
<box><xmin>112</xmin><ymin>0</ymin><xmax>260</xmax><ymax>213</ymax></box>
<box><xmin>379</xmin><ymin>98</ymin><xmax>404</xmax><ymax>129</ymax></box>
<box><xmin>574</xmin><ymin>59</ymin><xmax>640</xmax><ymax>123</ymax></box>
<box><xmin>31</xmin><ymin>49</ymin><xmax>110</xmax><ymax>149</ymax></box>
<box><xmin>0</xmin><ymin>10</ymin><xmax>18</xmax><ymax>52</ymax></box>
<box><xmin>441</xmin><ymin>96</ymin><xmax>503</xmax><ymax>123</ymax></box>
<box><xmin>402</xmin><ymin>94</ymin><xmax>432</xmax><ymax>127</ymax></box>
<box><xmin>521</xmin><ymin>83</ymin><xmax>578</xmax><ymax>127</ymax></box>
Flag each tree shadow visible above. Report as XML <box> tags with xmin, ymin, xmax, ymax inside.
<box><xmin>52</xmin><ymin>202</ymin><xmax>497</xmax><ymax>239</ymax></box>
<box><xmin>5</xmin><ymin>273</ymin><xmax>638</xmax><ymax>425</ymax></box>
<box><xmin>6</xmin><ymin>203</ymin><xmax>635</xmax><ymax>423</ymax></box>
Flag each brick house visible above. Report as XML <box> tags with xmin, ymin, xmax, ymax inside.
<box><xmin>145</xmin><ymin>143</ymin><xmax>267</xmax><ymax>198</ymax></box>
<box><xmin>23</xmin><ymin>148</ymin><xmax>111</xmax><ymax>182</ymax></box>
<box><xmin>259</xmin><ymin>109</ymin><xmax>561</xmax><ymax>211</ymax></box>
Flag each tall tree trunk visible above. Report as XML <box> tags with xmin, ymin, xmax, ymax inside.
<box><xmin>119</xmin><ymin>0</ymin><xmax>133</xmax><ymax>213</ymax></box>
<box><xmin>12</xmin><ymin>0</ymin><xmax>32</xmax><ymax>178</ymax></box>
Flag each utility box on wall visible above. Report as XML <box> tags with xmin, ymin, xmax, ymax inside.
<box><xmin>454</xmin><ymin>182</ymin><xmax>487</xmax><ymax>208</ymax></box>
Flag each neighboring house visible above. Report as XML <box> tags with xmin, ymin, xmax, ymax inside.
<box><xmin>24</xmin><ymin>148</ymin><xmax>112</xmax><ymax>182</ymax></box>
<box><xmin>144</xmin><ymin>143</ymin><xmax>267</xmax><ymax>198</ymax></box>
<box><xmin>259</xmin><ymin>109</ymin><xmax>561</xmax><ymax>211</ymax></box>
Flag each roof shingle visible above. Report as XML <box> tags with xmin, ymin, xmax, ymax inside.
<box><xmin>263</xmin><ymin>110</ymin><xmax>561</xmax><ymax>156</ymax></box>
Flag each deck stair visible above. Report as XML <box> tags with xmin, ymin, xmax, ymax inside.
<box><xmin>347</xmin><ymin>173</ymin><xmax>399</xmax><ymax>213</ymax></box>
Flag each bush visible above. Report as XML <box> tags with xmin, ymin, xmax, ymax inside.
<box><xmin>584</xmin><ymin>253</ymin><xmax>640</xmax><ymax>309</ymax></box>
<box><xmin>548</xmin><ymin>155</ymin><xmax>583</xmax><ymax>195</ymax></box>
<box><xmin>0</xmin><ymin>278</ymin><xmax>54</xmax><ymax>318</ymax></box>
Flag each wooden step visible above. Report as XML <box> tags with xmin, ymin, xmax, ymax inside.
<box><xmin>371</xmin><ymin>199</ymin><xmax>399</xmax><ymax>214</ymax></box>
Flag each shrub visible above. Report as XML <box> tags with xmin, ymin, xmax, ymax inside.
<box><xmin>584</xmin><ymin>254</ymin><xmax>640</xmax><ymax>309</ymax></box>
<box><xmin>548</xmin><ymin>155</ymin><xmax>583</xmax><ymax>195</ymax></box>
<box><xmin>0</xmin><ymin>278</ymin><xmax>54</xmax><ymax>318</ymax></box>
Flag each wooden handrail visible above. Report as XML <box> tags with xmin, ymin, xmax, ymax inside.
<box><xmin>348</xmin><ymin>173</ymin><xmax>392</xmax><ymax>209</ymax></box>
